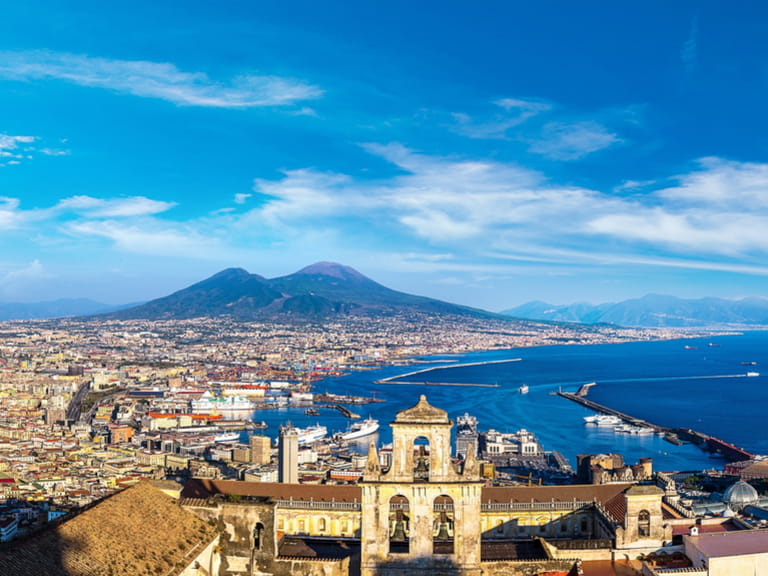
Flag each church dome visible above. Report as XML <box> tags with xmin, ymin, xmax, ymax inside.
<box><xmin>723</xmin><ymin>481</ymin><xmax>759</xmax><ymax>511</ymax></box>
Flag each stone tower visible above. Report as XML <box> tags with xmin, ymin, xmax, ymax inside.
<box><xmin>360</xmin><ymin>395</ymin><xmax>483</xmax><ymax>576</ymax></box>
<box><xmin>278</xmin><ymin>426</ymin><xmax>298</xmax><ymax>484</ymax></box>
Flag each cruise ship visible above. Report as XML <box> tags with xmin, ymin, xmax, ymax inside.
<box><xmin>296</xmin><ymin>424</ymin><xmax>328</xmax><ymax>444</ymax></box>
<box><xmin>337</xmin><ymin>417</ymin><xmax>380</xmax><ymax>441</ymax></box>
<box><xmin>191</xmin><ymin>391</ymin><xmax>254</xmax><ymax>413</ymax></box>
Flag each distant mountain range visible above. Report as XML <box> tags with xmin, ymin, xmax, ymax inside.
<box><xmin>102</xmin><ymin>262</ymin><xmax>497</xmax><ymax>321</ymax></box>
<box><xmin>0</xmin><ymin>298</ymin><xmax>125</xmax><ymax>321</ymax></box>
<box><xmin>502</xmin><ymin>294</ymin><xmax>768</xmax><ymax>328</ymax></box>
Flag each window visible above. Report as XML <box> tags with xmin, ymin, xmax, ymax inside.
<box><xmin>253</xmin><ymin>523</ymin><xmax>265</xmax><ymax>550</ymax></box>
<box><xmin>638</xmin><ymin>510</ymin><xmax>651</xmax><ymax>537</ymax></box>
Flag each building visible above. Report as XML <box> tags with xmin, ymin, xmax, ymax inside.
<box><xmin>278</xmin><ymin>425</ymin><xmax>298</xmax><ymax>484</ymax></box>
<box><xmin>249</xmin><ymin>434</ymin><xmax>271</xmax><ymax>465</ymax></box>
<box><xmin>178</xmin><ymin>395</ymin><xmax>681</xmax><ymax>576</ymax></box>
<box><xmin>684</xmin><ymin>530</ymin><xmax>768</xmax><ymax>575</ymax></box>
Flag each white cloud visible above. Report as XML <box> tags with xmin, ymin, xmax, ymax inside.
<box><xmin>0</xmin><ymin>197</ymin><xmax>29</xmax><ymax>229</ymax></box>
<box><xmin>588</xmin><ymin>157</ymin><xmax>768</xmax><ymax>255</ymax></box>
<box><xmin>56</xmin><ymin>195</ymin><xmax>176</xmax><ymax>217</ymax></box>
<box><xmin>529</xmin><ymin>121</ymin><xmax>621</xmax><ymax>160</ymax></box>
<box><xmin>0</xmin><ymin>260</ymin><xmax>52</xmax><ymax>298</ymax></box>
<box><xmin>0</xmin><ymin>132</ymin><xmax>69</xmax><ymax>166</ymax></box>
<box><xmin>0</xmin><ymin>50</ymin><xmax>323</xmax><ymax>108</ymax></box>
<box><xmin>65</xmin><ymin>220</ymin><xmax>227</xmax><ymax>258</ymax></box>
<box><xmin>234</xmin><ymin>193</ymin><xmax>251</xmax><ymax>204</ymax></box>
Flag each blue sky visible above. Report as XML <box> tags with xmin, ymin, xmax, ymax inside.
<box><xmin>2</xmin><ymin>1</ymin><xmax>768</xmax><ymax>310</ymax></box>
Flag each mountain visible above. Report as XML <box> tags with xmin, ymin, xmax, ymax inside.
<box><xmin>106</xmin><ymin>262</ymin><xmax>497</xmax><ymax>321</ymax></box>
<box><xmin>502</xmin><ymin>294</ymin><xmax>768</xmax><ymax>328</ymax></box>
<box><xmin>0</xmin><ymin>298</ymin><xmax>121</xmax><ymax>321</ymax></box>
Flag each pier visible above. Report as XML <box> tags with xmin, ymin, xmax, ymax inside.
<box><xmin>558</xmin><ymin>388</ymin><xmax>755</xmax><ymax>462</ymax></box>
<box><xmin>375</xmin><ymin>358</ymin><xmax>520</xmax><ymax>386</ymax></box>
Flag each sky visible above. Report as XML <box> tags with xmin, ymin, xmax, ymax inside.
<box><xmin>2</xmin><ymin>1</ymin><xmax>768</xmax><ymax>311</ymax></box>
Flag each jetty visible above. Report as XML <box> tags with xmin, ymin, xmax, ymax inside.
<box><xmin>375</xmin><ymin>358</ymin><xmax>520</xmax><ymax>386</ymax></box>
<box><xmin>558</xmin><ymin>387</ymin><xmax>755</xmax><ymax>462</ymax></box>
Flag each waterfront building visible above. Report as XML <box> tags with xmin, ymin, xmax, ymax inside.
<box><xmin>576</xmin><ymin>453</ymin><xmax>653</xmax><ymax>485</ymax></box>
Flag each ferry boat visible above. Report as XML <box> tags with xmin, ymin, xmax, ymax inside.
<box><xmin>517</xmin><ymin>384</ymin><xmax>529</xmax><ymax>394</ymax></box>
<box><xmin>746</xmin><ymin>371</ymin><xmax>760</xmax><ymax>377</ymax></box>
<box><xmin>614</xmin><ymin>424</ymin><xmax>653</xmax><ymax>435</ymax></box>
<box><xmin>583</xmin><ymin>414</ymin><xmax>622</xmax><ymax>426</ymax></box>
<box><xmin>214</xmin><ymin>432</ymin><xmax>241</xmax><ymax>443</ymax></box>
<box><xmin>191</xmin><ymin>391</ymin><xmax>254</xmax><ymax>413</ymax></box>
<box><xmin>338</xmin><ymin>417</ymin><xmax>380</xmax><ymax>441</ymax></box>
<box><xmin>296</xmin><ymin>424</ymin><xmax>328</xmax><ymax>444</ymax></box>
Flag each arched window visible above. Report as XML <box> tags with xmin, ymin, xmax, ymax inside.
<box><xmin>433</xmin><ymin>495</ymin><xmax>454</xmax><ymax>554</ymax></box>
<box><xmin>638</xmin><ymin>510</ymin><xmax>651</xmax><ymax>537</ymax></box>
<box><xmin>253</xmin><ymin>522</ymin><xmax>265</xmax><ymax>550</ymax></box>
<box><xmin>389</xmin><ymin>495</ymin><xmax>410</xmax><ymax>554</ymax></box>
<box><xmin>413</xmin><ymin>437</ymin><xmax>430</xmax><ymax>481</ymax></box>
<box><xmin>318</xmin><ymin>517</ymin><xmax>327</xmax><ymax>533</ymax></box>
<box><xmin>495</xmin><ymin>519</ymin><xmax>504</xmax><ymax>535</ymax></box>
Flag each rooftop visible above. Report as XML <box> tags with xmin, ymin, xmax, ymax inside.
<box><xmin>687</xmin><ymin>529</ymin><xmax>768</xmax><ymax>558</ymax></box>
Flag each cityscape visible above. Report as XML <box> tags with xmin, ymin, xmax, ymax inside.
<box><xmin>3</xmin><ymin>2</ymin><xmax>768</xmax><ymax>575</ymax></box>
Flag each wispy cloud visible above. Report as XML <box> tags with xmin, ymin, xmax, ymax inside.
<box><xmin>528</xmin><ymin>121</ymin><xmax>621</xmax><ymax>160</ymax></box>
<box><xmin>0</xmin><ymin>50</ymin><xmax>323</xmax><ymax>108</ymax></box>
<box><xmin>588</xmin><ymin>157</ymin><xmax>768</xmax><ymax>254</ymax></box>
<box><xmin>64</xmin><ymin>220</ymin><xmax>227</xmax><ymax>258</ymax></box>
<box><xmin>681</xmin><ymin>16</ymin><xmax>698</xmax><ymax>73</ymax></box>
<box><xmin>56</xmin><ymin>195</ymin><xmax>176</xmax><ymax>217</ymax></box>
<box><xmin>0</xmin><ymin>260</ymin><xmax>52</xmax><ymax>299</ymax></box>
<box><xmin>451</xmin><ymin>98</ymin><xmax>551</xmax><ymax>139</ymax></box>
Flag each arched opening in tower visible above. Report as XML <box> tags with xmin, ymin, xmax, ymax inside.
<box><xmin>433</xmin><ymin>494</ymin><xmax>455</xmax><ymax>554</ymax></box>
<box><xmin>389</xmin><ymin>494</ymin><xmax>410</xmax><ymax>554</ymax></box>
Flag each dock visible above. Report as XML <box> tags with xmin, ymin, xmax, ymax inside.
<box><xmin>558</xmin><ymin>389</ymin><xmax>755</xmax><ymax>462</ymax></box>
<box><xmin>558</xmin><ymin>391</ymin><xmax>665</xmax><ymax>433</ymax></box>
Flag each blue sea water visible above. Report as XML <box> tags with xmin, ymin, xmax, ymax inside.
<box><xmin>250</xmin><ymin>331</ymin><xmax>768</xmax><ymax>472</ymax></box>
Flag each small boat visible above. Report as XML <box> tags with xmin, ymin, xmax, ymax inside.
<box><xmin>304</xmin><ymin>408</ymin><xmax>319</xmax><ymax>416</ymax></box>
<box><xmin>518</xmin><ymin>384</ymin><xmax>529</xmax><ymax>394</ymax></box>
<box><xmin>746</xmin><ymin>372</ymin><xmax>760</xmax><ymax>377</ymax></box>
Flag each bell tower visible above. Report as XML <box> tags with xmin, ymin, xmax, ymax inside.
<box><xmin>360</xmin><ymin>395</ymin><xmax>483</xmax><ymax>576</ymax></box>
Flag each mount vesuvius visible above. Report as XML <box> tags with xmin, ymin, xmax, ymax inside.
<box><xmin>104</xmin><ymin>262</ymin><xmax>498</xmax><ymax>321</ymax></box>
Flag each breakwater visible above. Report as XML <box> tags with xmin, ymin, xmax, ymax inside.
<box><xmin>557</xmin><ymin>391</ymin><xmax>755</xmax><ymax>462</ymax></box>
<box><xmin>375</xmin><ymin>358</ymin><xmax>520</xmax><ymax>386</ymax></box>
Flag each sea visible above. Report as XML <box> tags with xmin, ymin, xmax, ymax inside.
<box><xmin>245</xmin><ymin>330</ymin><xmax>768</xmax><ymax>473</ymax></box>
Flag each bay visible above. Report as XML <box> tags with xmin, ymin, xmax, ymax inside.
<box><xmin>250</xmin><ymin>331</ymin><xmax>768</xmax><ymax>472</ymax></box>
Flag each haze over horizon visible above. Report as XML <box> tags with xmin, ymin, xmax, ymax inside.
<box><xmin>3</xmin><ymin>2</ymin><xmax>768</xmax><ymax>312</ymax></box>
